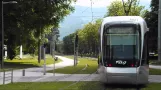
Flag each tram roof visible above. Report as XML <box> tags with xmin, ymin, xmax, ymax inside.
<box><xmin>103</xmin><ymin>16</ymin><xmax>146</xmax><ymax>24</ymax></box>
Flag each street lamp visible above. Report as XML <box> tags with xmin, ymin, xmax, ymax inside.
<box><xmin>1</xmin><ymin>1</ymin><xmax>17</xmax><ymax>68</ymax></box>
<box><xmin>3</xmin><ymin>1</ymin><xmax>17</xmax><ymax>4</ymax></box>
<box><xmin>158</xmin><ymin>0</ymin><xmax>161</xmax><ymax>62</ymax></box>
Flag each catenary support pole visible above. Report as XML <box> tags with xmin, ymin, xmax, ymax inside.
<box><xmin>43</xmin><ymin>46</ymin><xmax>46</xmax><ymax>75</ymax></box>
<box><xmin>158</xmin><ymin>0</ymin><xmax>161</xmax><ymax>61</ymax></box>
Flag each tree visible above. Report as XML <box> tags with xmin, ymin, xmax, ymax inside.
<box><xmin>63</xmin><ymin>33</ymin><xmax>75</xmax><ymax>54</ymax></box>
<box><xmin>105</xmin><ymin>0</ymin><xmax>145</xmax><ymax>16</ymax></box>
<box><xmin>2</xmin><ymin>0</ymin><xmax>75</xmax><ymax>60</ymax></box>
<box><xmin>144</xmin><ymin>0</ymin><xmax>159</xmax><ymax>52</ymax></box>
<box><xmin>62</xmin><ymin>19</ymin><xmax>102</xmax><ymax>57</ymax></box>
<box><xmin>65</xmin><ymin>19</ymin><xmax>102</xmax><ymax>57</ymax></box>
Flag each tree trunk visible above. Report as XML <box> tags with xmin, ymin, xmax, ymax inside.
<box><xmin>38</xmin><ymin>39</ymin><xmax>41</xmax><ymax>63</ymax></box>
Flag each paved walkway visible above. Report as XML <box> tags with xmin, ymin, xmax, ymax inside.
<box><xmin>0</xmin><ymin>56</ymin><xmax>73</xmax><ymax>76</ymax></box>
<box><xmin>0</xmin><ymin>56</ymin><xmax>74</xmax><ymax>84</ymax></box>
<box><xmin>21</xmin><ymin>56</ymin><xmax>73</xmax><ymax>72</ymax></box>
<box><xmin>149</xmin><ymin>65</ymin><xmax>161</xmax><ymax>69</ymax></box>
<box><xmin>1</xmin><ymin>56</ymin><xmax>161</xmax><ymax>85</ymax></box>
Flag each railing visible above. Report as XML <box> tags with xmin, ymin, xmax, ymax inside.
<box><xmin>0</xmin><ymin>71</ymin><xmax>3</xmax><ymax>84</ymax></box>
<box><xmin>0</xmin><ymin>69</ymin><xmax>13</xmax><ymax>84</ymax></box>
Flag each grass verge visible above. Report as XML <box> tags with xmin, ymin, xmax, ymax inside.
<box><xmin>0</xmin><ymin>55</ymin><xmax>61</xmax><ymax>72</ymax></box>
<box><xmin>47</xmin><ymin>56</ymin><xmax>97</xmax><ymax>74</ymax></box>
<box><xmin>150</xmin><ymin>61</ymin><xmax>161</xmax><ymax>65</ymax></box>
<box><xmin>149</xmin><ymin>68</ymin><xmax>161</xmax><ymax>75</ymax></box>
<box><xmin>48</xmin><ymin>57</ymin><xmax>161</xmax><ymax>75</ymax></box>
<box><xmin>0</xmin><ymin>82</ymin><xmax>161</xmax><ymax>90</ymax></box>
<box><xmin>48</xmin><ymin>56</ymin><xmax>161</xmax><ymax>75</ymax></box>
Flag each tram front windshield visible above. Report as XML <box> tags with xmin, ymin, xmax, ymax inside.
<box><xmin>104</xmin><ymin>25</ymin><xmax>140</xmax><ymax>63</ymax></box>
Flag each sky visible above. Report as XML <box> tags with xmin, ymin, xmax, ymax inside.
<box><xmin>72</xmin><ymin>0</ymin><xmax>151</xmax><ymax>9</ymax></box>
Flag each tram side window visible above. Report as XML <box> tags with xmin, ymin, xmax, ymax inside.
<box><xmin>142</xmin><ymin>32</ymin><xmax>148</xmax><ymax>65</ymax></box>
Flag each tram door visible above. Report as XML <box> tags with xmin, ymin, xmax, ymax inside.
<box><xmin>138</xmin><ymin>31</ymin><xmax>149</xmax><ymax>84</ymax></box>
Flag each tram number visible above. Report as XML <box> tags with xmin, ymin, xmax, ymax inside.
<box><xmin>116</xmin><ymin>60</ymin><xmax>127</xmax><ymax>65</ymax></box>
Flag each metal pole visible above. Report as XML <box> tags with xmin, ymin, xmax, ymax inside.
<box><xmin>50</xmin><ymin>43</ymin><xmax>52</xmax><ymax>56</ymax></box>
<box><xmin>11</xmin><ymin>69</ymin><xmax>13</xmax><ymax>83</ymax></box>
<box><xmin>3</xmin><ymin>70</ymin><xmax>5</xmax><ymax>84</ymax></box>
<box><xmin>75</xmin><ymin>34</ymin><xmax>78</xmax><ymax>65</ymax></box>
<box><xmin>53</xmin><ymin>35</ymin><xmax>56</xmax><ymax>76</ymax></box>
<box><xmin>53</xmin><ymin>40</ymin><xmax>55</xmax><ymax>58</ymax></box>
<box><xmin>1</xmin><ymin>1</ymin><xmax>17</xmax><ymax>69</ymax></box>
<box><xmin>76</xmin><ymin>47</ymin><xmax>78</xmax><ymax>65</ymax></box>
<box><xmin>90</xmin><ymin>0</ymin><xmax>93</xmax><ymax>23</ymax></box>
<box><xmin>43</xmin><ymin>47</ymin><xmax>46</xmax><ymax>75</ymax></box>
<box><xmin>22</xmin><ymin>69</ymin><xmax>25</xmax><ymax>76</ymax></box>
<box><xmin>1</xmin><ymin>1</ymin><xmax>4</xmax><ymax>69</ymax></box>
<box><xmin>74</xmin><ymin>39</ymin><xmax>76</xmax><ymax>66</ymax></box>
<box><xmin>53</xmin><ymin>59</ymin><xmax>55</xmax><ymax>76</ymax></box>
<box><xmin>38</xmin><ymin>41</ymin><xmax>41</xmax><ymax>63</ymax></box>
<box><xmin>158</xmin><ymin>0</ymin><xmax>161</xmax><ymax>62</ymax></box>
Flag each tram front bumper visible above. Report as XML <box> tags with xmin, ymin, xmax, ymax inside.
<box><xmin>105</xmin><ymin>67</ymin><xmax>137</xmax><ymax>84</ymax></box>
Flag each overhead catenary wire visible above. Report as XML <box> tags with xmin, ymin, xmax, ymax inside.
<box><xmin>70</xmin><ymin>15</ymin><xmax>103</xmax><ymax>17</ymax></box>
<box><xmin>90</xmin><ymin>0</ymin><xmax>94</xmax><ymax>23</ymax></box>
<box><xmin>81</xmin><ymin>7</ymin><xmax>90</xmax><ymax>13</ymax></box>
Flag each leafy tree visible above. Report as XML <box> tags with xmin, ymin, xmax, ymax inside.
<box><xmin>62</xmin><ymin>19</ymin><xmax>102</xmax><ymax>57</ymax></box>
<box><xmin>55</xmin><ymin>41</ymin><xmax>64</xmax><ymax>54</ymax></box>
<box><xmin>2</xmin><ymin>0</ymin><xmax>75</xmax><ymax>60</ymax></box>
<box><xmin>105</xmin><ymin>0</ymin><xmax>146</xmax><ymax>16</ymax></box>
<box><xmin>63</xmin><ymin>33</ymin><xmax>75</xmax><ymax>54</ymax></box>
<box><xmin>144</xmin><ymin>0</ymin><xmax>158</xmax><ymax>52</ymax></box>
<box><xmin>78</xmin><ymin>19</ymin><xmax>101</xmax><ymax>57</ymax></box>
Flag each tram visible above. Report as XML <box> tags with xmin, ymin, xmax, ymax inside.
<box><xmin>98</xmin><ymin>16</ymin><xmax>149</xmax><ymax>85</ymax></box>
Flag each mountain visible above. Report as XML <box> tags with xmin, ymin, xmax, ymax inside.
<box><xmin>59</xmin><ymin>5</ymin><xmax>107</xmax><ymax>40</ymax></box>
<box><xmin>58</xmin><ymin>1</ymin><xmax>150</xmax><ymax>40</ymax></box>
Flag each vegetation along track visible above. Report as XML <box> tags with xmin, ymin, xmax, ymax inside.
<box><xmin>77</xmin><ymin>82</ymin><xmax>146</xmax><ymax>90</ymax></box>
<box><xmin>59</xmin><ymin>70</ymin><xmax>98</xmax><ymax>90</ymax></box>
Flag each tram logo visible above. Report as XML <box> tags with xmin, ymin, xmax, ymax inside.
<box><xmin>116</xmin><ymin>60</ymin><xmax>127</xmax><ymax>65</ymax></box>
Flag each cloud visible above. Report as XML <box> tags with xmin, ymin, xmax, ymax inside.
<box><xmin>72</xmin><ymin>0</ymin><xmax>151</xmax><ymax>8</ymax></box>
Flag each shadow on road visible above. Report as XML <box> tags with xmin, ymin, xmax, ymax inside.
<box><xmin>0</xmin><ymin>62</ymin><xmax>39</xmax><ymax>71</ymax></box>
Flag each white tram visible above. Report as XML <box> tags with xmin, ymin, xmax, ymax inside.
<box><xmin>98</xmin><ymin>16</ymin><xmax>149</xmax><ymax>85</ymax></box>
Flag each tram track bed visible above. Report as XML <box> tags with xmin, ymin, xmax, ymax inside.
<box><xmin>11</xmin><ymin>74</ymin><xmax>161</xmax><ymax>83</ymax></box>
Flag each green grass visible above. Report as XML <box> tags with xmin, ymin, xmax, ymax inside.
<box><xmin>150</xmin><ymin>60</ymin><xmax>161</xmax><ymax>65</ymax></box>
<box><xmin>63</xmin><ymin>55</ymin><xmax>97</xmax><ymax>60</ymax></box>
<box><xmin>149</xmin><ymin>68</ymin><xmax>161</xmax><ymax>75</ymax></box>
<box><xmin>154</xmin><ymin>54</ymin><xmax>158</xmax><ymax>56</ymax></box>
<box><xmin>47</xmin><ymin>56</ymin><xmax>161</xmax><ymax>75</ymax></box>
<box><xmin>47</xmin><ymin>56</ymin><xmax>97</xmax><ymax>74</ymax></box>
<box><xmin>0</xmin><ymin>55</ymin><xmax>61</xmax><ymax>72</ymax></box>
<box><xmin>0</xmin><ymin>82</ymin><xmax>161</xmax><ymax>90</ymax></box>
<box><xmin>143</xmin><ymin>83</ymin><xmax>161</xmax><ymax>90</ymax></box>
